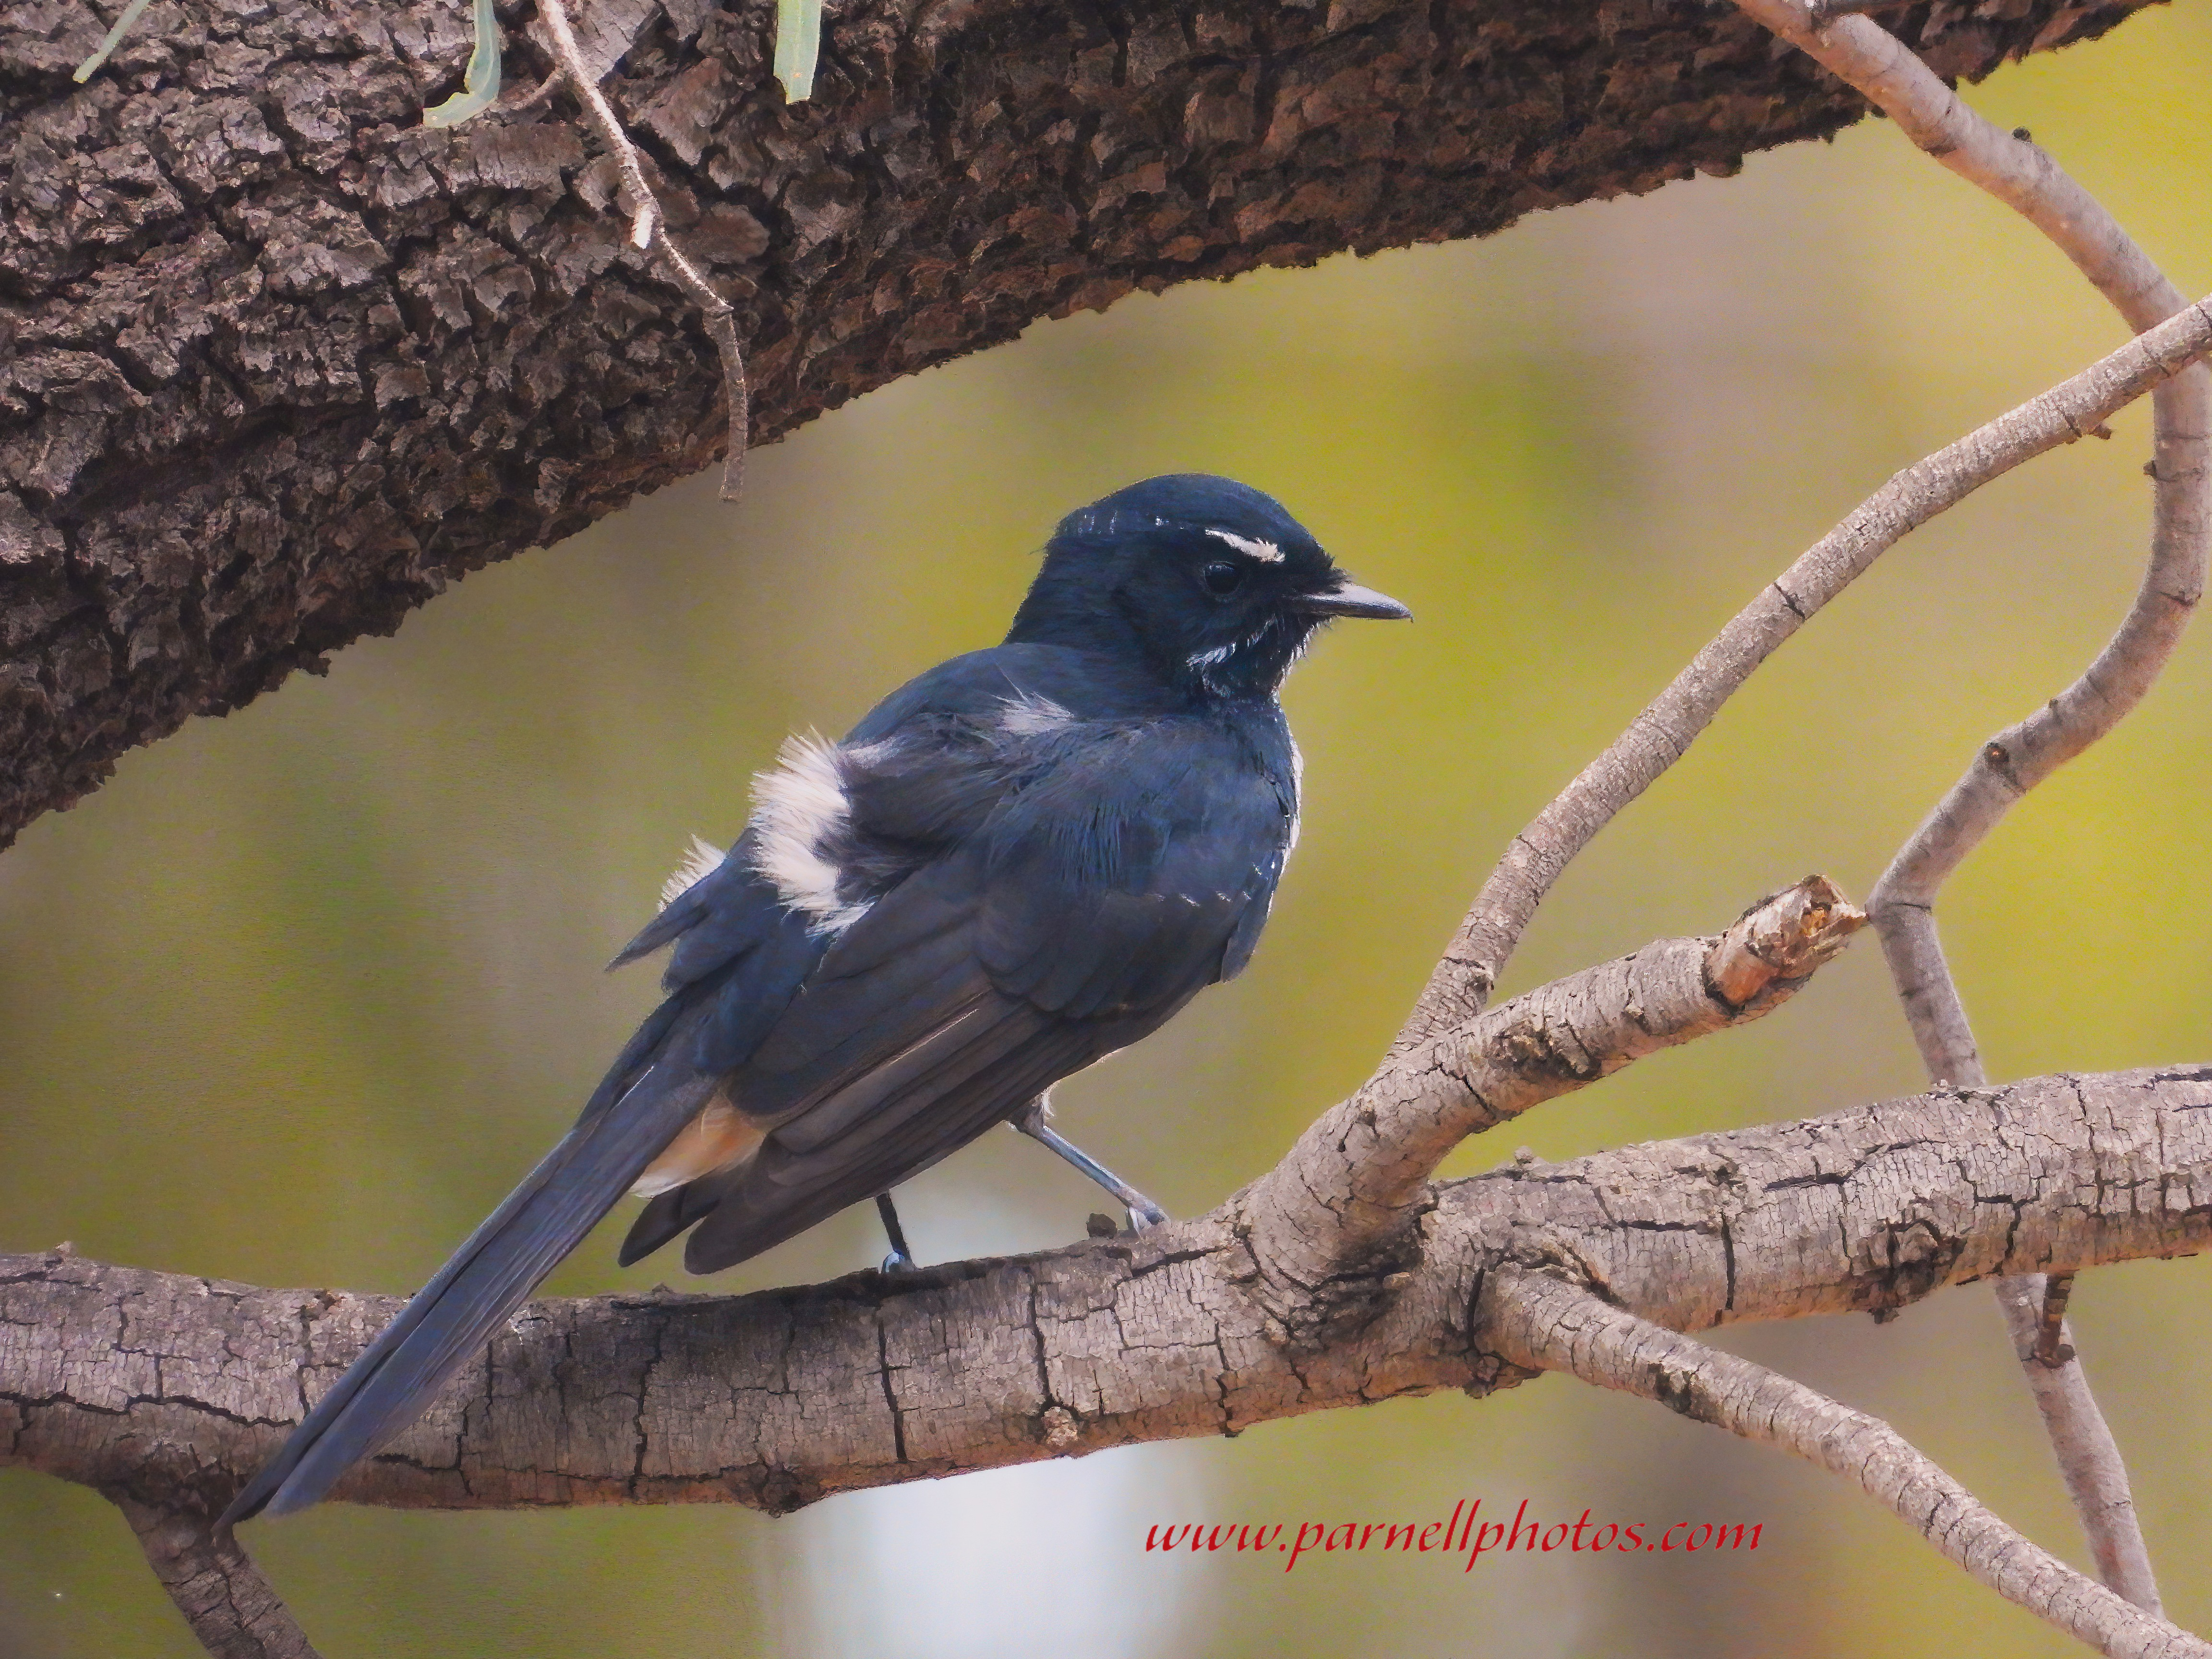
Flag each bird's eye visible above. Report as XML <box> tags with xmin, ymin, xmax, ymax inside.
<box><xmin>1202</xmin><ymin>561</ymin><xmax>1244</xmax><ymax>597</ymax></box>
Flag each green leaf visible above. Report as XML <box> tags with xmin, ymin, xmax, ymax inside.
<box><xmin>422</xmin><ymin>0</ymin><xmax>504</xmax><ymax>129</ymax></box>
<box><xmin>773</xmin><ymin>0</ymin><xmax>822</xmax><ymax>103</ymax></box>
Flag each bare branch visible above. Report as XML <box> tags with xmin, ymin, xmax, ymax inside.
<box><xmin>1736</xmin><ymin>0</ymin><xmax>2210</xmax><ymax>1089</ymax></box>
<box><xmin>537</xmin><ymin>0</ymin><xmax>750</xmax><ymax>502</ymax></box>
<box><xmin>10</xmin><ymin>1065</ymin><xmax>2212</xmax><ymax>1525</ymax></box>
<box><xmin>1992</xmin><ymin>1274</ymin><xmax>2159</xmax><ymax>1607</ymax></box>
<box><xmin>114</xmin><ymin>1499</ymin><xmax>320</xmax><ymax>1659</ymax></box>
<box><xmin>1486</xmin><ymin>1269</ymin><xmax>2210</xmax><ymax>1659</ymax></box>
<box><xmin>1242</xmin><ymin>292</ymin><xmax>2212</xmax><ymax>1301</ymax></box>
<box><xmin>1729</xmin><ymin>0</ymin><xmax>2212</xmax><ymax>1611</ymax></box>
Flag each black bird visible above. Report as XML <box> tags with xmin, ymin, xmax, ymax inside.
<box><xmin>223</xmin><ymin>473</ymin><xmax>1409</xmax><ymax>1524</ymax></box>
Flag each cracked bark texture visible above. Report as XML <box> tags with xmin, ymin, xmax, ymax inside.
<box><xmin>7</xmin><ymin>1064</ymin><xmax>2210</xmax><ymax>1516</ymax></box>
<box><xmin>0</xmin><ymin>0</ymin><xmax>2162</xmax><ymax>846</ymax></box>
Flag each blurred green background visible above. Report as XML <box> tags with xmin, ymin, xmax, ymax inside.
<box><xmin>7</xmin><ymin>11</ymin><xmax>2212</xmax><ymax>1655</ymax></box>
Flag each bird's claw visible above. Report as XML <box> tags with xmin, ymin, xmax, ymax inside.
<box><xmin>1087</xmin><ymin>1203</ymin><xmax>1169</xmax><ymax>1240</ymax></box>
<box><xmin>1013</xmin><ymin>1100</ymin><xmax>1170</xmax><ymax>1238</ymax></box>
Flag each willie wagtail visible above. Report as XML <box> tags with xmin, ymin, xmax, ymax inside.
<box><xmin>224</xmin><ymin>473</ymin><xmax>1409</xmax><ymax>1524</ymax></box>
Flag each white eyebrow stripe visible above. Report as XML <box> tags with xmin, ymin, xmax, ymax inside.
<box><xmin>1205</xmin><ymin>529</ymin><xmax>1284</xmax><ymax>563</ymax></box>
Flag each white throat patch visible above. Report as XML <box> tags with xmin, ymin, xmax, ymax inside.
<box><xmin>748</xmin><ymin>733</ymin><xmax>873</xmax><ymax>935</ymax></box>
<box><xmin>1205</xmin><ymin>528</ymin><xmax>1284</xmax><ymax>563</ymax></box>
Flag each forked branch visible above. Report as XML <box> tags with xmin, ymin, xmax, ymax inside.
<box><xmin>11</xmin><ymin>1064</ymin><xmax>2212</xmax><ymax>1659</ymax></box>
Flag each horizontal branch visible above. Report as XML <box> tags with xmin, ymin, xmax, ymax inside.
<box><xmin>7</xmin><ymin>1064</ymin><xmax>2210</xmax><ymax>1518</ymax></box>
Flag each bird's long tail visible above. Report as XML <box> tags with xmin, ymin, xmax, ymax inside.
<box><xmin>222</xmin><ymin>1059</ymin><xmax>716</xmax><ymax>1526</ymax></box>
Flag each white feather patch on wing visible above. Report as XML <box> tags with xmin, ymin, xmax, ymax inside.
<box><xmin>998</xmin><ymin>689</ymin><xmax>1075</xmax><ymax>735</ymax></box>
<box><xmin>1205</xmin><ymin>528</ymin><xmax>1284</xmax><ymax>562</ymax></box>
<box><xmin>659</xmin><ymin>835</ymin><xmax>726</xmax><ymax>910</ymax></box>
<box><xmin>749</xmin><ymin>732</ymin><xmax>874</xmax><ymax>935</ymax></box>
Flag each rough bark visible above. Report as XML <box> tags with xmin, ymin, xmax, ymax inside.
<box><xmin>7</xmin><ymin>1063</ymin><xmax>2210</xmax><ymax>1518</ymax></box>
<box><xmin>0</xmin><ymin>0</ymin><xmax>2161</xmax><ymax>846</ymax></box>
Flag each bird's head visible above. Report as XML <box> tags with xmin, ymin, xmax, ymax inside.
<box><xmin>1007</xmin><ymin>475</ymin><xmax>1410</xmax><ymax>699</ymax></box>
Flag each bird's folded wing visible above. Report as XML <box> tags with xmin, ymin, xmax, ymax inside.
<box><xmin>632</xmin><ymin>725</ymin><xmax>1291</xmax><ymax>1274</ymax></box>
<box><xmin>971</xmin><ymin>718</ymin><xmax>1291</xmax><ymax>1016</ymax></box>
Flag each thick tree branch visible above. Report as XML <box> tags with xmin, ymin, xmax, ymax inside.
<box><xmin>7</xmin><ymin>1065</ymin><xmax>2211</xmax><ymax>1520</ymax></box>
<box><xmin>1725</xmin><ymin>0</ymin><xmax>2211</xmax><ymax>1611</ymax></box>
<box><xmin>1488</xmin><ymin>1270</ymin><xmax>2209</xmax><ymax>1659</ymax></box>
<box><xmin>0</xmin><ymin>0</ymin><xmax>2162</xmax><ymax>846</ymax></box>
<box><xmin>1240</xmin><ymin>286</ymin><xmax>2212</xmax><ymax>1303</ymax></box>
<box><xmin>11</xmin><ymin>881</ymin><xmax>1859</xmax><ymax>1649</ymax></box>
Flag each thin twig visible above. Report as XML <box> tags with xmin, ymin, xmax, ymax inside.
<box><xmin>1732</xmin><ymin>0</ymin><xmax>2210</xmax><ymax>1614</ymax></box>
<box><xmin>1386</xmin><ymin>293</ymin><xmax>2208</xmax><ymax>1063</ymax></box>
<box><xmin>1487</xmin><ymin>1269</ymin><xmax>2211</xmax><ymax>1659</ymax></box>
<box><xmin>116</xmin><ymin>1498</ymin><xmax>320</xmax><ymax>1659</ymax></box>
<box><xmin>1243</xmin><ymin>289</ymin><xmax>2212</xmax><ymax>1301</ymax></box>
<box><xmin>537</xmin><ymin>0</ymin><xmax>749</xmax><ymax>500</ymax></box>
<box><xmin>70</xmin><ymin>0</ymin><xmax>153</xmax><ymax>82</ymax></box>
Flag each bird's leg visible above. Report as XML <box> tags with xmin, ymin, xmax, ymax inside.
<box><xmin>1011</xmin><ymin>1097</ymin><xmax>1170</xmax><ymax>1233</ymax></box>
<box><xmin>875</xmin><ymin>1192</ymin><xmax>917</xmax><ymax>1273</ymax></box>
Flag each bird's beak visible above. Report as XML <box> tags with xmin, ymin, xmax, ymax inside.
<box><xmin>1295</xmin><ymin>580</ymin><xmax>1412</xmax><ymax>621</ymax></box>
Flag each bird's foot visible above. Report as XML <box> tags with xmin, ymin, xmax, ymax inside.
<box><xmin>875</xmin><ymin>1192</ymin><xmax>919</xmax><ymax>1274</ymax></box>
<box><xmin>1014</xmin><ymin>1101</ymin><xmax>1171</xmax><ymax>1238</ymax></box>
<box><xmin>1086</xmin><ymin>1201</ymin><xmax>1169</xmax><ymax>1241</ymax></box>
